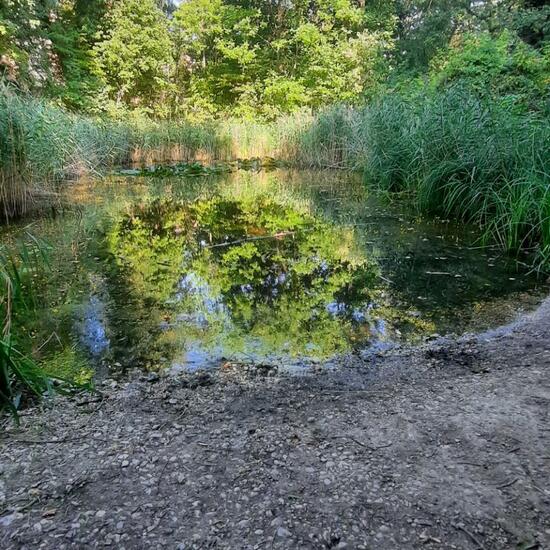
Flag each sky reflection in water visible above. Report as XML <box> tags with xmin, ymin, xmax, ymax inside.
<box><xmin>5</xmin><ymin>169</ymin><xmax>546</xmax><ymax>375</ymax></box>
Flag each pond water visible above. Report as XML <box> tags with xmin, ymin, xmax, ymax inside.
<box><xmin>3</xmin><ymin>168</ymin><xmax>547</xmax><ymax>377</ymax></box>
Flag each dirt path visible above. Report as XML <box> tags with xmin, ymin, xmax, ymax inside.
<box><xmin>1</xmin><ymin>299</ymin><xmax>549</xmax><ymax>549</ymax></box>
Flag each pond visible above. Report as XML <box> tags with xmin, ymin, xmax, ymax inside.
<box><xmin>3</xmin><ymin>168</ymin><xmax>547</xmax><ymax>378</ymax></box>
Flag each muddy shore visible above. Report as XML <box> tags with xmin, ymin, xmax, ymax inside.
<box><xmin>1</xmin><ymin>298</ymin><xmax>549</xmax><ymax>549</ymax></box>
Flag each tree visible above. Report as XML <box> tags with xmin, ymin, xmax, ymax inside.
<box><xmin>429</xmin><ymin>31</ymin><xmax>550</xmax><ymax>111</ymax></box>
<box><xmin>172</xmin><ymin>0</ymin><xmax>260</xmax><ymax>117</ymax></box>
<box><xmin>393</xmin><ymin>0</ymin><xmax>550</xmax><ymax>71</ymax></box>
<box><xmin>93</xmin><ymin>0</ymin><xmax>174</xmax><ymax>115</ymax></box>
<box><xmin>172</xmin><ymin>0</ymin><xmax>394</xmax><ymax>118</ymax></box>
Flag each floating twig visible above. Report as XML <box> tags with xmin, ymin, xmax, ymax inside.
<box><xmin>205</xmin><ymin>231</ymin><xmax>299</xmax><ymax>249</ymax></box>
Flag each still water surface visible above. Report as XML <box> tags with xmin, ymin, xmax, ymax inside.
<box><xmin>4</xmin><ymin>169</ymin><xmax>546</xmax><ymax>375</ymax></box>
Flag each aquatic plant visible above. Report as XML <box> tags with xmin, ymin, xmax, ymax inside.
<box><xmin>0</xmin><ymin>237</ymin><xmax>54</xmax><ymax>415</ymax></box>
<box><xmin>363</xmin><ymin>86</ymin><xmax>550</xmax><ymax>271</ymax></box>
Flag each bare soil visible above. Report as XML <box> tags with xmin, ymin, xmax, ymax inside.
<box><xmin>1</xmin><ymin>298</ymin><xmax>549</xmax><ymax>549</ymax></box>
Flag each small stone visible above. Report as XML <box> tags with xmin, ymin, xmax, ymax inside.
<box><xmin>276</xmin><ymin>527</ymin><xmax>291</xmax><ymax>538</ymax></box>
<box><xmin>0</xmin><ymin>513</ymin><xmax>22</xmax><ymax>528</ymax></box>
<box><xmin>238</xmin><ymin>519</ymin><xmax>249</xmax><ymax>528</ymax></box>
<box><xmin>96</xmin><ymin>510</ymin><xmax>106</xmax><ymax>519</ymax></box>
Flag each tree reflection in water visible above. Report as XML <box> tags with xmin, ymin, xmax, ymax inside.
<box><xmin>107</xmin><ymin>196</ymin><xmax>426</xmax><ymax>370</ymax></box>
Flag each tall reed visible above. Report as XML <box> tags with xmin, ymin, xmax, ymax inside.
<box><xmin>363</xmin><ymin>86</ymin><xmax>550</xmax><ymax>269</ymax></box>
<box><xmin>0</xmin><ymin>89</ymin><xmax>134</xmax><ymax>219</ymax></box>
<box><xmin>0</xmin><ymin>237</ymin><xmax>53</xmax><ymax>415</ymax></box>
<box><xmin>2</xmin><ymin>85</ymin><xmax>549</xmax><ymax>269</ymax></box>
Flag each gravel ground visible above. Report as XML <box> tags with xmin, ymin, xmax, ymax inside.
<box><xmin>1</xmin><ymin>298</ymin><xmax>549</xmax><ymax>549</ymax></box>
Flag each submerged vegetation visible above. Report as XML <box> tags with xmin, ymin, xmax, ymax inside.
<box><xmin>0</xmin><ymin>220</ymin><xmax>96</xmax><ymax>414</ymax></box>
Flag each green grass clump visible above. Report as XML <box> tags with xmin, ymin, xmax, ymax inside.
<box><xmin>41</xmin><ymin>347</ymin><xmax>94</xmax><ymax>386</ymax></box>
<box><xmin>363</xmin><ymin>86</ymin><xmax>550</xmax><ymax>271</ymax></box>
<box><xmin>0</xmin><ymin>237</ymin><xmax>54</xmax><ymax>415</ymax></box>
<box><xmin>0</xmin><ymin>236</ymin><xmax>92</xmax><ymax>417</ymax></box>
<box><xmin>281</xmin><ymin>105</ymin><xmax>368</xmax><ymax>170</ymax></box>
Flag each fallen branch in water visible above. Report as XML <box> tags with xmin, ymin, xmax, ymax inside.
<box><xmin>205</xmin><ymin>231</ymin><xmax>299</xmax><ymax>249</ymax></box>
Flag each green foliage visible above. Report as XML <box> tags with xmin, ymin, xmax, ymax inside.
<box><xmin>1</xmin><ymin>0</ymin><xmax>548</xmax><ymax>117</ymax></box>
<box><xmin>0</xmin><ymin>86</ymin><xmax>135</xmax><ymax>217</ymax></box>
<box><xmin>92</xmin><ymin>0</ymin><xmax>174</xmax><ymax>116</ymax></box>
<box><xmin>392</xmin><ymin>0</ymin><xmax>550</xmax><ymax>70</ymax></box>
<box><xmin>429</xmin><ymin>31</ymin><xmax>550</xmax><ymax>110</ymax></box>
<box><xmin>500</xmin><ymin>1</ymin><xmax>550</xmax><ymax>49</ymax></box>
<box><xmin>363</xmin><ymin>86</ymin><xmax>550</xmax><ymax>270</ymax></box>
<box><xmin>0</xmin><ymin>0</ymin><xmax>50</xmax><ymax>89</ymax></box>
<box><xmin>172</xmin><ymin>0</ymin><xmax>393</xmax><ymax>118</ymax></box>
<box><xmin>0</xmin><ymin>230</ymin><xmax>96</xmax><ymax>416</ymax></box>
<box><xmin>47</xmin><ymin>11</ymin><xmax>100</xmax><ymax>111</ymax></box>
<box><xmin>0</xmin><ymin>236</ymin><xmax>53</xmax><ymax>415</ymax></box>
<box><xmin>41</xmin><ymin>347</ymin><xmax>94</xmax><ymax>385</ymax></box>
<box><xmin>284</xmin><ymin>104</ymin><xmax>369</xmax><ymax>170</ymax></box>
<box><xmin>1</xmin><ymin>0</ymin><xmax>549</xmax><ymax>273</ymax></box>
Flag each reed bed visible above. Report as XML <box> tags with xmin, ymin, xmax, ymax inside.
<box><xmin>0</xmin><ymin>90</ymin><xmax>133</xmax><ymax>219</ymax></box>
<box><xmin>362</xmin><ymin>87</ymin><xmax>550</xmax><ymax>270</ymax></box>
<box><xmin>1</xmin><ymin>86</ymin><xmax>549</xmax><ymax>269</ymax></box>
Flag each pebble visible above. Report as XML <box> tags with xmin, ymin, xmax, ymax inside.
<box><xmin>276</xmin><ymin>527</ymin><xmax>291</xmax><ymax>538</ymax></box>
<box><xmin>2</xmin><ymin>330</ymin><xmax>548</xmax><ymax>550</ymax></box>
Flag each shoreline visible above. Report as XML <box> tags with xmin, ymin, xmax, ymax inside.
<box><xmin>1</xmin><ymin>296</ymin><xmax>549</xmax><ymax>548</ymax></box>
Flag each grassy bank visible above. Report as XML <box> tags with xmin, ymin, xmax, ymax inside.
<box><xmin>0</xmin><ymin>237</ymin><xmax>58</xmax><ymax>415</ymax></box>
<box><xmin>1</xmin><ymin>87</ymin><xmax>549</xmax><ymax>270</ymax></box>
<box><xmin>362</xmin><ymin>87</ymin><xmax>550</xmax><ymax>271</ymax></box>
<box><xmin>284</xmin><ymin>89</ymin><xmax>550</xmax><ymax>270</ymax></box>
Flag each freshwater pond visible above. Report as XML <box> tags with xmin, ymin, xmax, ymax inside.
<box><xmin>3</xmin><ymin>169</ymin><xmax>547</xmax><ymax>377</ymax></box>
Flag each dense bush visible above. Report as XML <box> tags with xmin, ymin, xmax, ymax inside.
<box><xmin>429</xmin><ymin>31</ymin><xmax>550</xmax><ymax>112</ymax></box>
